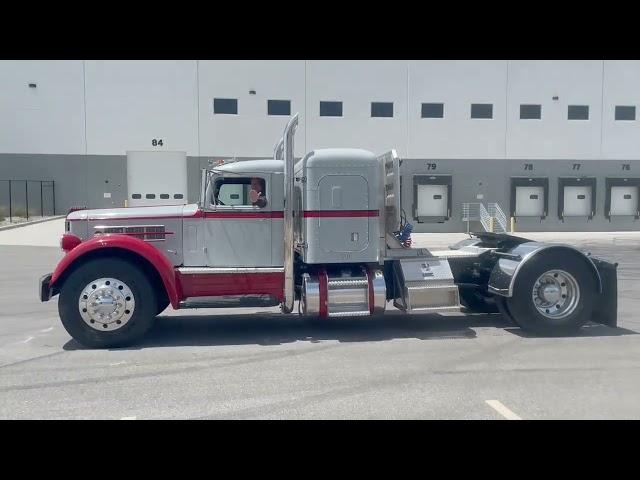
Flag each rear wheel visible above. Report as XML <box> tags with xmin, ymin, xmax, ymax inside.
<box><xmin>505</xmin><ymin>251</ymin><xmax>596</xmax><ymax>335</ymax></box>
<box><xmin>58</xmin><ymin>258</ymin><xmax>157</xmax><ymax>348</ymax></box>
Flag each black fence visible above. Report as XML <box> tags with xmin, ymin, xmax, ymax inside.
<box><xmin>0</xmin><ymin>180</ymin><xmax>55</xmax><ymax>223</ymax></box>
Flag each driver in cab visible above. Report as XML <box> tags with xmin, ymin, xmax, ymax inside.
<box><xmin>249</xmin><ymin>177</ymin><xmax>267</xmax><ymax>208</ymax></box>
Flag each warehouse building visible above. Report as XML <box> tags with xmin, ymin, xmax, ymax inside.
<box><xmin>1</xmin><ymin>60</ymin><xmax>639</xmax><ymax>232</ymax></box>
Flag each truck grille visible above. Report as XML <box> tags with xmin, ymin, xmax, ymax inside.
<box><xmin>94</xmin><ymin>225</ymin><xmax>167</xmax><ymax>241</ymax></box>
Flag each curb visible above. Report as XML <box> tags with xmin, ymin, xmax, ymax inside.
<box><xmin>0</xmin><ymin>215</ymin><xmax>66</xmax><ymax>232</ymax></box>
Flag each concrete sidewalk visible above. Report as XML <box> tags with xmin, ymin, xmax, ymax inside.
<box><xmin>0</xmin><ymin>218</ymin><xmax>65</xmax><ymax>247</ymax></box>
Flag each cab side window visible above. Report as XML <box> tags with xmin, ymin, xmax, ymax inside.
<box><xmin>213</xmin><ymin>177</ymin><xmax>268</xmax><ymax>208</ymax></box>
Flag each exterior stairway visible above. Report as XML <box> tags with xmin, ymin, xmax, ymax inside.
<box><xmin>462</xmin><ymin>202</ymin><xmax>508</xmax><ymax>233</ymax></box>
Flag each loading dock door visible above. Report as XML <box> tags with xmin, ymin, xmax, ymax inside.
<box><xmin>610</xmin><ymin>186</ymin><xmax>639</xmax><ymax>216</ymax></box>
<box><xmin>127</xmin><ymin>151</ymin><xmax>187</xmax><ymax>207</ymax></box>
<box><xmin>515</xmin><ymin>186</ymin><xmax>545</xmax><ymax>217</ymax></box>
<box><xmin>510</xmin><ymin>177</ymin><xmax>549</xmax><ymax>220</ymax></box>
<box><xmin>558</xmin><ymin>177</ymin><xmax>596</xmax><ymax>220</ymax></box>
<box><xmin>416</xmin><ymin>184</ymin><xmax>448</xmax><ymax>217</ymax></box>
<box><xmin>563</xmin><ymin>186</ymin><xmax>592</xmax><ymax>217</ymax></box>
<box><xmin>413</xmin><ymin>175</ymin><xmax>452</xmax><ymax>222</ymax></box>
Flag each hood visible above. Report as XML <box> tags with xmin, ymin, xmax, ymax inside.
<box><xmin>67</xmin><ymin>204</ymin><xmax>200</xmax><ymax>222</ymax></box>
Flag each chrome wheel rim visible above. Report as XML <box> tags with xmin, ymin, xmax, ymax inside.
<box><xmin>531</xmin><ymin>269</ymin><xmax>579</xmax><ymax>319</ymax></box>
<box><xmin>78</xmin><ymin>278</ymin><xmax>135</xmax><ymax>331</ymax></box>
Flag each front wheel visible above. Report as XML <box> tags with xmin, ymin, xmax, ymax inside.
<box><xmin>58</xmin><ymin>258</ymin><xmax>158</xmax><ymax>348</ymax></box>
<box><xmin>505</xmin><ymin>251</ymin><xmax>597</xmax><ymax>336</ymax></box>
<box><xmin>156</xmin><ymin>297</ymin><xmax>170</xmax><ymax>315</ymax></box>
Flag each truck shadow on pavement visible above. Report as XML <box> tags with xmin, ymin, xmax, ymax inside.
<box><xmin>63</xmin><ymin>312</ymin><xmax>638</xmax><ymax>350</ymax></box>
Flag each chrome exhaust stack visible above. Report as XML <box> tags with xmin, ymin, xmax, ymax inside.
<box><xmin>274</xmin><ymin>137</ymin><xmax>285</xmax><ymax>160</ymax></box>
<box><xmin>282</xmin><ymin>113</ymin><xmax>299</xmax><ymax>313</ymax></box>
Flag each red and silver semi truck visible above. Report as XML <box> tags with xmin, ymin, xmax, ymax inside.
<box><xmin>39</xmin><ymin>114</ymin><xmax>618</xmax><ymax>348</ymax></box>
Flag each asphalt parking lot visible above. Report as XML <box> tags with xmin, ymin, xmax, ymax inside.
<box><xmin>1</xmin><ymin>220</ymin><xmax>640</xmax><ymax>419</ymax></box>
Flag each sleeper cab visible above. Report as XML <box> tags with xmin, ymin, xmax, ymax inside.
<box><xmin>294</xmin><ymin>148</ymin><xmax>382</xmax><ymax>264</ymax></box>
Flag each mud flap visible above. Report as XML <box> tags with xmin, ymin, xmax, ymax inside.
<box><xmin>590</xmin><ymin>257</ymin><xmax>618</xmax><ymax>328</ymax></box>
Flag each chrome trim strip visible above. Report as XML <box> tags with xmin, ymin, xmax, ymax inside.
<box><xmin>93</xmin><ymin>225</ymin><xmax>167</xmax><ymax>230</ymax></box>
<box><xmin>177</xmin><ymin>267</ymin><xmax>285</xmax><ymax>274</ymax></box>
<box><xmin>487</xmin><ymin>285</ymin><xmax>509</xmax><ymax>296</ymax></box>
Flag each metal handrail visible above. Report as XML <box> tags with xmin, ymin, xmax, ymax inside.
<box><xmin>462</xmin><ymin>202</ymin><xmax>507</xmax><ymax>233</ymax></box>
<box><xmin>462</xmin><ymin>202</ymin><xmax>492</xmax><ymax>233</ymax></box>
<box><xmin>488</xmin><ymin>202</ymin><xmax>508</xmax><ymax>233</ymax></box>
<box><xmin>479</xmin><ymin>203</ymin><xmax>492</xmax><ymax>231</ymax></box>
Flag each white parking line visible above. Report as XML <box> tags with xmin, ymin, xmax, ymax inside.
<box><xmin>485</xmin><ymin>400</ymin><xmax>522</xmax><ymax>420</ymax></box>
<box><xmin>23</xmin><ymin>336</ymin><xmax>34</xmax><ymax>343</ymax></box>
<box><xmin>39</xmin><ymin>327</ymin><xmax>54</xmax><ymax>333</ymax></box>
<box><xmin>110</xmin><ymin>362</ymin><xmax>127</xmax><ymax>366</ymax></box>
<box><xmin>120</xmin><ymin>416</ymin><xmax>137</xmax><ymax>420</ymax></box>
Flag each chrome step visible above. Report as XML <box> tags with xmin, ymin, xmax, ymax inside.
<box><xmin>178</xmin><ymin>295</ymin><xmax>280</xmax><ymax>309</ymax></box>
<box><xmin>327</xmin><ymin>310</ymin><xmax>371</xmax><ymax>318</ymax></box>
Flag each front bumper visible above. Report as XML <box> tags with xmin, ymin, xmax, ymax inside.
<box><xmin>39</xmin><ymin>273</ymin><xmax>52</xmax><ymax>302</ymax></box>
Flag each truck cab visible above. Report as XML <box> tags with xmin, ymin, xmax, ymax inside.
<box><xmin>186</xmin><ymin>160</ymin><xmax>284</xmax><ymax>268</ymax></box>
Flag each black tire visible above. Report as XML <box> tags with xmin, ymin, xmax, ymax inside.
<box><xmin>156</xmin><ymin>298</ymin><xmax>170</xmax><ymax>316</ymax></box>
<box><xmin>58</xmin><ymin>257</ymin><xmax>158</xmax><ymax>348</ymax></box>
<box><xmin>505</xmin><ymin>251</ymin><xmax>597</xmax><ymax>336</ymax></box>
<box><xmin>495</xmin><ymin>296</ymin><xmax>518</xmax><ymax>325</ymax></box>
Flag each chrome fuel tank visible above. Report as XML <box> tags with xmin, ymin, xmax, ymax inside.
<box><xmin>301</xmin><ymin>268</ymin><xmax>386</xmax><ymax>317</ymax></box>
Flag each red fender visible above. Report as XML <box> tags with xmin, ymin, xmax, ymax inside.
<box><xmin>50</xmin><ymin>234</ymin><xmax>181</xmax><ymax>308</ymax></box>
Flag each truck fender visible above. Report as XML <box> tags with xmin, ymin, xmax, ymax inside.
<box><xmin>487</xmin><ymin>242</ymin><xmax>603</xmax><ymax>298</ymax></box>
<box><xmin>50</xmin><ymin>234</ymin><xmax>181</xmax><ymax>308</ymax></box>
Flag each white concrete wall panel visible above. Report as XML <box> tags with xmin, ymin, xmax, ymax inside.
<box><xmin>408</xmin><ymin>60</ymin><xmax>508</xmax><ymax>159</ymax></box>
<box><xmin>306</xmin><ymin>60</ymin><xmax>408</xmax><ymax>158</ymax></box>
<box><xmin>1</xmin><ymin>60</ymin><xmax>640</xmax><ymax>162</ymax></box>
<box><xmin>84</xmin><ymin>60</ymin><xmax>198</xmax><ymax>155</ymax></box>
<box><xmin>506</xmin><ymin>60</ymin><xmax>603</xmax><ymax>160</ymax></box>
<box><xmin>0</xmin><ymin>60</ymin><xmax>85</xmax><ymax>154</ymax></box>
<box><xmin>198</xmin><ymin>60</ymin><xmax>306</xmax><ymax>158</ymax></box>
<box><xmin>602</xmin><ymin>60</ymin><xmax>640</xmax><ymax>160</ymax></box>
